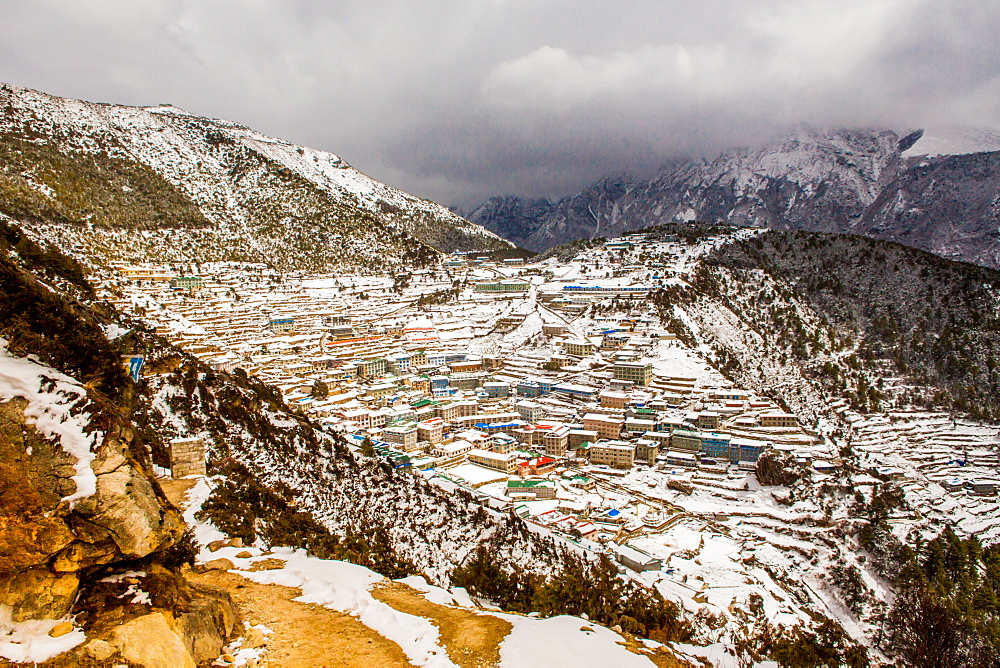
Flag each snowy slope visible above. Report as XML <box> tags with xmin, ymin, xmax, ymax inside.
<box><xmin>180</xmin><ymin>479</ymin><xmax>671</xmax><ymax>668</ymax></box>
<box><xmin>0</xmin><ymin>83</ymin><xmax>509</xmax><ymax>270</ymax></box>
<box><xmin>901</xmin><ymin>125</ymin><xmax>1000</xmax><ymax>158</ymax></box>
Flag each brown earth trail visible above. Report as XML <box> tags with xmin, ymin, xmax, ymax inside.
<box><xmin>371</xmin><ymin>580</ymin><xmax>512</xmax><ymax>668</ymax></box>
<box><xmin>190</xmin><ymin>570</ymin><xmax>412</xmax><ymax>668</ymax></box>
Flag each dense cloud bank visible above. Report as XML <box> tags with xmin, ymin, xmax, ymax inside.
<box><xmin>2</xmin><ymin>0</ymin><xmax>998</xmax><ymax>204</ymax></box>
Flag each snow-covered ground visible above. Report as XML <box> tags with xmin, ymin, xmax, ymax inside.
<box><xmin>110</xmin><ymin>228</ymin><xmax>1000</xmax><ymax>661</ymax></box>
<box><xmin>901</xmin><ymin>125</ymin><xmax>1000</xmax><ymax>158</ymax></box>
<box><xmin>0</xmin><ymin>607</ymin><xmax>85</xmax><ymax>664</ymax></box>
<box><xmin>180</xmin><ymin>477</ymin><xmax>667</xmax><ymax>668</ymax></box>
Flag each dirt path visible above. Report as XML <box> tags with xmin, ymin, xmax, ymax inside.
<box><xmin>616</xmin><ymin>634</ymin><xmax>694</xmax><ymax>668</ymax></box>
<box><xmin>190</xmin><ymin>570</ymin><xmax>413</xmax><ymax>668</ymax></box>
<box><xmin>371</xmin><ymin>581</ymin><xmax>513</xmax><ymax>668</ymax></box>
<box><xmin>159</xmin><ymin>478</ymin><xmax>411</xmax><ymax>667</ymax></box>
<box><xmin>164</xmin><ymin>477</ymin><xmax>685</xmax><ymax>667</ymax></box>
<box><xmin>158</xmin><ymin>476</ymin><xmax>198</xmax><ymax>508</ymax></box>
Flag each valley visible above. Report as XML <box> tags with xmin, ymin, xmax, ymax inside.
<box><xmin>0</xmin><ymin>83</ymin><xmax>998</xmax><ymax>667</ymax></box>
<box><xmin>85</xmin><ymin>225</ymin><xmax>1000</xmax><ymax>665</ymax></box>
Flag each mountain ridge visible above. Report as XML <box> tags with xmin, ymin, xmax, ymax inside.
<box><xmin>463</xmin><ymin>126</ymin><xmax>1000</xmax><ymax>269</ymax></box>
<box><xmin>0</xmin><ymin>83</ymin><xmax>510</xmax><ymax>271</ymax></box>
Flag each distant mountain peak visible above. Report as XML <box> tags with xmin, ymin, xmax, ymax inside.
<box><xmin>467</xmin><ymin>125</ymin><xmax>1000</xmax><ymax>269</ymax></box>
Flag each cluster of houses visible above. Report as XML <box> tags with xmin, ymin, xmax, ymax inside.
<box><xmin>105</xmin><ymin>237</ymin><xmax>842</xmax><ymax>569</ymax></box>
<box><xmin>353</xmin><ymin>380</ymin><xmax>800</xmax><ymax>478</ymax></box>
<box><xmin>106</xmin><ymin>255</ymin><xmax>819</xmax><ymax>516</ymax></box>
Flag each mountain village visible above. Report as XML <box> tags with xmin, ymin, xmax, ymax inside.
<box><xmin>102</xmin><ymin>228</ymin><xmax>1000</xmax><ymax>640</ymax></box>
<box><xmin>1</xmin><ymin>27</ymin><xmax>999</xmax><ymax>659</ymax></box>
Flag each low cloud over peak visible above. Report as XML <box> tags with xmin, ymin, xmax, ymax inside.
<box><xmin>2</xmin><ymin>0</ymin><xmax>998</xmax><ymax>205</ymax></box>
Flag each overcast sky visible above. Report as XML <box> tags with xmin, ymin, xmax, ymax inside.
<box><xmin>2</xmin><ymin>0</ymin><xmax>999</xmax><ymax>205</ymax></box>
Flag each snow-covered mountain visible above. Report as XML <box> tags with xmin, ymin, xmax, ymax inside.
<box><xmin>466</xmin><ymin>127</ymin><xmax>1000</xmax><ymax>269</ymax></box>
<box><xmin>902</xmin><ymin>124</ymin><xmax>1000</xmax><ymax>158</ymax></box>
<box><xmin>0</xmin><ymin>84</ymin><xmax>510</xmax><ymax>271</ymax></box>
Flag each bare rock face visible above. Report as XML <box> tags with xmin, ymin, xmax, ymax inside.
<box><xmin>0</xmin><ymin>398</ymin><xmax>183</xmax><ymax>620</ymax></box>
<box><xmin>177</xmin><ymin>583</ymin><xmax>242</xmax><ymax>663</ymax></box>
<box><xmin>80</xmin><ymin>437</ymin><xmax>185</xmax><ymax>558</ymax></box>
<box><xmin>667</xmin><ymin>479</ymin><xmax>695</xmax><ymax>495</ymax></box>
<box><xmin>0</xmin><ymin>568</ymin><xmax>80</xmax><ymax>622</ymax></box>
<box><xmin>76</xmin><ymin>567</ymin><xmax>241</xmax><ymax>666</ymax></box>
<box><xmin>111</xmin><ymin>612</ymin><xmax>197</xmax><ymax>668</ymax></box>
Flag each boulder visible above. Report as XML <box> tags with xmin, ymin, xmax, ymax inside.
<box><xmin>667</xmin><ymin>479</ymin><xmax>694</xmax><ymax>495</ymax></box>
<box><xmin>79</xmin><ymin>439</ymin><xmax>186</xmax><ymax>558</ymax></box>
<box><xmin>0</xmin><ymin>517</ymin><xmax>75</xmax><ymax>574</ymax></box>
<box><xmin>194</xmin><ymin>558</ymin><xmax>235</xmax><ymax>573</ymax></box>
<box><xmin>248</xmin><ymin>558</ymin><xmax>286</xmax><ymax>572</ymax></box>
<box><xmin>82</xmin><ymin>638</ymin><xmax>117</xmax><ymax>661</ymax></box>
<box><xmin>243</xmin><ymin>626</ymin><xmax>267</xmax><ymax>649</ymax></box>
<box><xmin>207</xmin><ymin>539</ymin><xmax>229</xmax><ymax>552</ymax></box>
<box><xmin>177</xmin><ymin>583</ymin><xmax>241</xmax><ymax>664</ymax></box>
<box><xmin>50</xmin><ymin>539</ymin><xmax>118</xmax><ymax>573</ymax></box>
<box><xmin>78</xmin><ymin>568</ymin><xmax>240</xmax><ymax>666</ymax></box>
<box><xmin>111</xmin><ymin>612</ymin><xmax>196</xmax><ymax>668</ymax></box>
<box><xmin>48</xmin><ymin>621</ymin><xmax>75</xmax><ymax>638</ymax></box>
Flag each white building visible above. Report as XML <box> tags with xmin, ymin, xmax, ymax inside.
<box><xmin>467</xmin><ymin>448</ymin><xmax>518</xmax><ymax>474</ymax></box>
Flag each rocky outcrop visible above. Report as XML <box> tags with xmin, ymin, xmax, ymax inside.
<box><xmin>0</xmin><ymin>399</ymin><xmax>183</xmax><ymax>621</ymax></box>
<box><xmin>0</xmin><ymin>394</ymin><xmax>239</xmax><ymax>667</ymax></box>
<box><xmin>74</xmin><ymin>565</ymin><xmax>240</xmax><ymax>666</ymax></box>
<box><xmin>111</xmin><ymin>613</ymin><xmax>197</xmax><ymax>668</ymax></box>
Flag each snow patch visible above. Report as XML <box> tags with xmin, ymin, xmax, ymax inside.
<box><xmin>0</xmin><ymin>337</ymin><xmax>98</xmax><ymax>505</ymax></box>
<box><xmin>498</xmin><ymin>614</ymin><xmax>650</xmax><ymax>667</ymax></box>
<box><xmin>902</xmin><ymin>125</ymin><xmax>1000</xmax><ymax>158</ymax></box>
<box><xmin>101</xmin><ymin>323</ymin><xmax>131</xmax><ymax>341</ymax></box>
<box><xmin>0</xmin><ymin>606</ymin><xmax>85</xmax><ymax>664</ymax></box>
<box><xmin>396</xmin><ymin>575</ymin><xmax>476</xmax><ymax>608</ymax></box>
<box><xmin>238</xmin><ymin>549</ymin><xmax>456</xmax><ymax>667</ymax></box>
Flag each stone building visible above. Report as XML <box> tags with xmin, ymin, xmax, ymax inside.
<box><xmin>169</xmin><ymin>437</ymin><xmax>206</xmax><ymax>478</ymax></box>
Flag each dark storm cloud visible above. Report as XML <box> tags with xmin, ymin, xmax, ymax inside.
<box><xmin>2</xmin><ymin>0</ymin><xmax>998</xmax><ymax>205</ymax></box>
